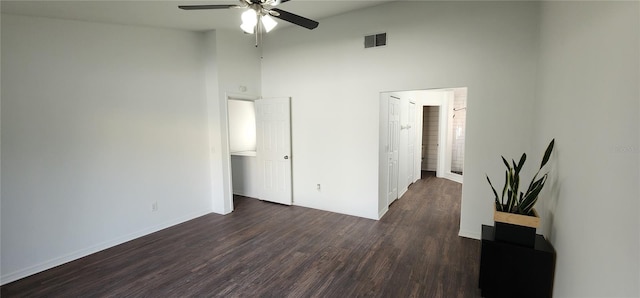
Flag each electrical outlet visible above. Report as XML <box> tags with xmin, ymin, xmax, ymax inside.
<box><xmin>317</xmin><ymin>184</ymin><xmax>321</xmax><ymax>191</ymax></box>
<box><xmin>152</xmin><ymin>202</ymin><xmax>158</xmax><ymax>212</ymax></box>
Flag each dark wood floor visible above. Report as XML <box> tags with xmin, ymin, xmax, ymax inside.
<box><xmin>1</xmin><ymin>175</ymin><xmax>481</xmax><ymax>297</ymax></box>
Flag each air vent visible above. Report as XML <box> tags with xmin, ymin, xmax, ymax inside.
<box><xmin>364</xmin><ymin>33</ymin><xmax>387</xmax><ymax>48</ymax></box>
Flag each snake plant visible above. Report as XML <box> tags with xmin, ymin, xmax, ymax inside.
<box><xmin>486</xmin><ymin>139</ymin><xmax>555</xmax><ymax>216</ymax></box>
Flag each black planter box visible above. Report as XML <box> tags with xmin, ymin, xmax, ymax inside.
<box><xmin>494</xmin><ymin>221</ymin><xmax>536</xmax><ymax>248</ymax></box>
<box><xmin>479</xmin><ymin>225</ymin><xmax>556</xmax><ymax>298</ymax></box>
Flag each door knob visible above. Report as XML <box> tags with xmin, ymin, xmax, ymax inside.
<box><xmin>284</xmin><ymin>156</ymin><xmax>289</xmax><ymax>160</ymax></box>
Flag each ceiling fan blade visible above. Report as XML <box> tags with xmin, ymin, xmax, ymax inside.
<box><xmin>271</xmin><ymin>8</ymin><xmax>318</xmax><ymax>30</ymax></box>
<box><xmin>264</xmin><ymin>0</ymin><xmax>290</xmax><ymax>6</ymax></box>
<box><xmin>178</xmin><ymin>4</ymin><xmax>238</xmax><ymax>10</ymax></box>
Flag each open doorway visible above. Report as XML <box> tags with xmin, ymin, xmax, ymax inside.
<box><xmin>227</xmin><ymin>96</ymin><xmax>260</xmax><ymax>201</ymax></box>
<box><xmin>420</xmin><ymin>106</ymin><xmax>440</xmax><ymax>178</ymax></box>
<box><xmin>228</xmin><ymin>97</ymin><xmax>259</xmax><ymax>199</ymax></box>
<box><xmin>416</xmin><ymin>88</ymin><xmax>467</xmax><ymax>184</ymax></box>
<box><xmin>226</xmin><ymin>96</ymin><xmax>293</xmax><ymax>207</ymax></box>
<box><xmin>421</xmin><ymin>106</ymin><xmax>439</xmax><ymax>178</ymax></box>
<box><xmin>378</xmin><ymin>87</ymin><xmax>468</xmax><ymax>215</ymax></box>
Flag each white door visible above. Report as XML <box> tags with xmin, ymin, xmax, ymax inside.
<box><xmin>256</xmin><ymin>98</ymin><xmax>292</xmax><ymax>205</ymax></box>
<box><xmin>408</xmin><ymin>102</ymin><xmax>416</xmax><ymax>185</ymax></box>
<box><xmin>388</xmin><ymin>96</ymin><xmax>400</xmax><ymax>205</ymax></box>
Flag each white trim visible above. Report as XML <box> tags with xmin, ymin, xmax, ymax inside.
<box><xmin>222</xmin><ymin>93</ymin><xmax>260</xmax><ymax>215</ymax></box>
<box><xmin>443</xmin><ymin>90</ymin><xmax>454</xmax><ymax>179</ymax></box>
<box><xmin>230</xmin><ymin>151</ymin><xmax>257</xmax><ymax>157</ymax></box>
<box><xmin>227</xmin><ymin>94</ymin><xmax>259</xmax><ymax>102</ymax></box>
<box><xmin>0</xmin><ymin>210</ymin><xmax>212</xmax><ymax>285</ymax></box>
<box><xmin>378</xmin><ymin>94</ymin><xmax>390</xmax><ymax>217</ymax></box>
<box><xmin>458</xmin><ymin>228</ymin><xmax>481</xmax><ymax>240</ymax></box>
<box><xmin>444</xmin><ymin>172</ymin><xmax>463</xmax><ymax>184</ymax></box>
<box><xmin>232</xmin><ymin>192</ymin><xmax>258</xmax><ymax>198</ymax></box>
<box><xmin>220</xmin><ymin>96</ymin><xmax>233</xmax><ymax>214</ymax></box>
<box><xmin>378</xmin><ymin>206</ymin><xmax>389</xmax><ymax>219</ymax></box>
<box><xmin>398</xmin><ymin>188</ymin><xmax>407</xmax><ymax>199</ymax></box>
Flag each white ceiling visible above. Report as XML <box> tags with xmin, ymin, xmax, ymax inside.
<box><xmin>0</xmin><ymin>0</ymin><xmax>397</xmax><ymax>32</ymax></box>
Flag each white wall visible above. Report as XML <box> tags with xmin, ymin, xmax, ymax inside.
<box><xmin>228</xmin><ymin>100</ymin><xmax>257</xmax><ymax>153</ymax></box>
<box><xmin>262</xmin><ymin>1</ymin><xmax>540</xmax><ymax>222</ymax></box>
<box><xmin>1</xmin><ymin>16</ymin><xmax>262</xmax><ymax>283</ymax></box>
<box><xmin>535</xmin><ymin>2</ymin><xmax>640</xmax><ymax>297</ymax></box>
<box><xmin>203</xmin><ymin>31</ymin><xmax>223</xmax><ymax>213</ymax></box>
<box><xmin>231</xmin><ymin>155</ymin><xmax>259</xmax><ymax>198</ymax></box>
<box><xmin>206</xmin><ymin>29</ymin><xmax>262</xmax><ymax>214</ymax></box>
<box><xmin>1</xmin><ymin>15</ymin><xmax>213</xmax><ymax>283</ymax></box>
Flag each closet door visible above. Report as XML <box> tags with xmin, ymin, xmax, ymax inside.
<box><xmin>256</xmin><ymin>97</ymin><xmax>292</xmax><ymax>205</ymax></box>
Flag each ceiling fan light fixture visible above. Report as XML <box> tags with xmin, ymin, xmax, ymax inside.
<box><xmin>240</xmin><ymin>8</ymin><xmax>258</xmax><ymax>33</ymax></box>
<box><xmin>261</xmin><ymin>15</ymin><xmax>278</xmax><ymax>33</ymax></box>
<box><xmin>240</xmin><ymin>23</ymin><xmax>255</xmax><ymax>34</ymax></box>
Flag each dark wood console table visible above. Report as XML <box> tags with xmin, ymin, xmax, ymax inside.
<box><xmin>479</xmin><ymin>225</ymin><xmax>556</xmax><ymax>298</ymax></box>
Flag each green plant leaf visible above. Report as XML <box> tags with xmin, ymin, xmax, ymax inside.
<box><xmin>520</xmin><ymin>174</ymin><xmax>548</xmax><ymax>214</ymax></box>
<box><xmin>540</xmin><ymin>139</ymin><xmax>555</xmax><ymax>169</ymax></box>
<box><xmin>516</xmin><ymin>153</ymin><xmax>526</xmax><ymax>175</ymax></box>
<box><xmin>487</xmin><ymin>175</ymin><xmax>502</xmax><ymax>211</ymax></box>
<box><xmin>526</xmin><ymin>172</ymin><xmax>539</xmax><ymax>194</ymax></box>
<box><xmin>501</xmin><ymin>170</ymin><xmax>508</xmax><ymax>205</ymax></box>
<box><xmin>486</xmin><ymin>175</ymin><xmax>498</xmax><ymax>197</ymax></box>
<box><xmin>502</xmin><ymin>156</ymin><xmax>511</xmax><ymax>170</ymax></box>
<box><xmin>519</xmin><ymin>191</ymin><xmax>524</xmax><ymax>204</ymax></box>
<box><xmin>511</xmin><ymin>170</ymin><xmax>520</xmax><ymax>200</ymax></box>
<box><xmin>507</xmin><ymin>189</ymin><xmax>516</xmax><ymax>212</ymax></box>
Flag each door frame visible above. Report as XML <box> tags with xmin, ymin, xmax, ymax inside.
<box><xmin>416</xmin><ymin>89</ymin><xmax>465</xmax><ymax>184</ymax></box>
<box><xmin>416</xmin><ymin>90</ymin><xmax>448</xmax><ymax>180</ymax></box>
<box><xmin>407</xmin><ymin>101</ymin><xmax>416</xmax><ymax>187</ymax></box>
<box><xmin>388</xmin><ymin>95</ymin><xmax>400</xmax><ymax>206</ymax></box>
<box><xmin>442</xmin><ymin>90</ymin><xmax>463</xmax><ymax>183</ymax></box>
<box><xmin>222</xmin><ymin>93</ymin><xmax>260</xmax><ymax>214</ymax></box>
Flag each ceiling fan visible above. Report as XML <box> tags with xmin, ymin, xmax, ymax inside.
<box><xmin>179</xmin><ymin>0</ymin><xmax>319</xmax><ymax>37</ymax></box>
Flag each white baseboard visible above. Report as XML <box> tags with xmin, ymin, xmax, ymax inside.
<box><xmin>378</xmin><ymin>206</ymin><xmax>389</xmax><ymax>219</ymax></box>
<box><xmin>232</xmin><ymin>192</ymin><xmax>258</xmax><ymax>199</ymax></box>
<box><xmin>0</xmin><ymin>209</ymin><xmax>212</xmax><ymax>285</ymax></box>
<box><xmin>398</xmin><ymin>188</ymin><xmax>408</xmax><ymax>198</ymax></box>
<box><xmin>444</xmin><ymin>173</ymin><xmax>463</xmax><ymax>184</ymax></box>
<box><xmin>458</xmin><ymin>228</ymin><xmax>481</xmax><ymax>240</ymax></box>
